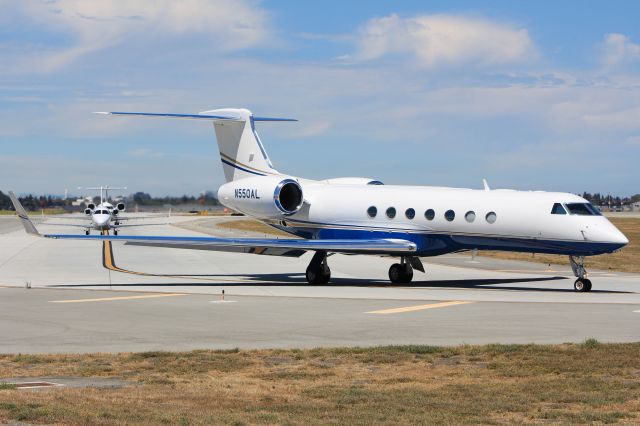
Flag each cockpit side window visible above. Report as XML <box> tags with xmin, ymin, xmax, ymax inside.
<box><xmin>551</xmin><ymin>203</ymin><xmax>567</xmax><ymax>215</ymax></box>
<box><xmin>566</xmin><ymin>202</ymin><xmax>601</xmax><ymax>216</ymax></box>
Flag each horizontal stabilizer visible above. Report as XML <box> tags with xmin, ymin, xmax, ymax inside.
<box><xmin>95</xmin><ymin>111</ymin><xmax>297</xmax><ymax>122</ymax></box>
<box><xmin>94</xmin><ymin>112</ymin><xmax>242</xmax><ymax>121</ymax></box>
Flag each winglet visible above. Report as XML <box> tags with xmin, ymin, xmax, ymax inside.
<box><xmin>8</xmin><ymin>191</ymin><xmax>40</xmax><ymax>236</ymax></box>
<box><xmin>483</xmin><ymin>178</ymin><xmax>490</xmax><ymax>191</ymax></box>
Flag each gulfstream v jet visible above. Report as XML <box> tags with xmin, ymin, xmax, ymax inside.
<box><xmin>10</xmin><ymin>108</ymin><xmax>629</xmax><ymax>292</ymax></box>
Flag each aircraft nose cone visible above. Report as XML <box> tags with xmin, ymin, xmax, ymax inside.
<box><xmin>95</xmin><ymin>215</ymin><xmax>109</xmax><ymax>225</ymax></box>
<box><xmin>613</xmin><ymin>229</ymin><xmax>629</xmax><ymax>245</ymax></box>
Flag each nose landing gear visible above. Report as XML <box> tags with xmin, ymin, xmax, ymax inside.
<box><xmin>569</xmin><ymin>255</ymin><xmax>592</xmax><ymax>292</ymax></box>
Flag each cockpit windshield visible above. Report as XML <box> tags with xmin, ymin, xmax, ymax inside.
<box><xmin>565</xmin><ymin>203</ymin><xmax>602</xmax><ymax>216</ymax></box>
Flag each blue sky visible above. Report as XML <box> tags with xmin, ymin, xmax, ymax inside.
<box><xmin>1</xmin><ymin>0</ymin><xmax>639</xmax><ymax>196</ymax></box>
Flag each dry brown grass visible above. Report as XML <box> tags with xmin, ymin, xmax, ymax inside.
<box><xmin>219</xmin><ymin>217</ymin><xmax>639</xmax><ymax>273</ymax></box>
<box><xmin>218</xmin><ymin>218</ymin><xmax>290</xmax><ymax>236</ymax></box>
<box><xmin>479</xmin><ymin>217</ymin><xmax>640</xmax><ymax>273</ymax></box>
<box><xmin>1</xmin><ymin>343</ymin><xmax>639</xmax><ymax>425</ymax></box>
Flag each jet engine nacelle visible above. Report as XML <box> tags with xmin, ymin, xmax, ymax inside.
<box><xmin>87</xmin><ymin>203</ymin><xmax>95</xmax><ymax>210</ymax></box>
<box><xmin>218</xmin><ymin>176</ymin><xmax>304</xmax><ymax>218</ymax></box>
<box><xmin>84</xmin><ymin>208</ymin><xmax>92</xmax><ymax>215</ymax></box>
<box><xmin>116</xmin><ymin>203</ymin><xmax>125</xmax><ymax>211</ymax></box>
<box><xmin>112</xmin><ymin>209</ymin><xmax>119</xmax><ymax>215</ymax></box>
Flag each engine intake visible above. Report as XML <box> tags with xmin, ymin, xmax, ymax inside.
<box><xmin>84</xmin><ymin>208</ymin><xmax>92</xmax><ymax>215</ymax></box>
<box><xmin>274</xmin><ymin>179</ymin><xmax>303</xmax><ymax>214</ymax></box>
<box><xmin>116</xmin><ymin>203</ymin><xmax>125</xmax><ymax>211</ymax></box>
<box><xmin>87</xmin><ymin>203</ymin><xmax>95</xmax><ymax>210</ymax></box>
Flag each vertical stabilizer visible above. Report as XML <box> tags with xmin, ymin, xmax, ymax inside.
<box><xmin>201</xmin><ymin>108</ymin><xmax>280</xmax><ymax>182</ymax></box>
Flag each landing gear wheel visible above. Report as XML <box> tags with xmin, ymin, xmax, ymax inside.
<box><xmin>114</xmin><ymin>230</ymin><xmax>118</xmax><ymax>236</ymax></box>
<box><xmin>574</xmin><ymin>278</ymin><xmax>592</xmax><ymax>292</ymax></box>
<box><xmin>306</xmin><ymin>265</ymin><xmax>331</xmax><ymax>284</ymax></box>
<box><xmin>389</xmin><ymin>263</ymin><xmax>413</xmax><ymax>284</ymax></box>
<box><xmin>85</xmin><ymin>230</ymin><xmax>90</xmax><ymax>235</ymax></box>
<box><xmin>305</xmin><ymin>251</ymin><xmax>331</xmax><ymax>284</ymax></box>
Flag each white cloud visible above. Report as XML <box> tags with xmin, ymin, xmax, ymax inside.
<box><xmin>601</xmin><ymin>33</ymin><xmax>640</xmax><ymax>68</ymax></box>
<box><xmin>353</xmin><ymin>14</ymin><xmax>534</xmax><ymax>68</ymax></box>
<box><xmin>626</xmin><ymin>135</ymin><xmax>640</xmax><ymax>145</ymax></box>
<box><xmin>9</xmin><ymin>0</ymin><xmax>271</xmax><ymax>71</ymax></box>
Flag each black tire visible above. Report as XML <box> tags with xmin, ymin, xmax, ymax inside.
<box><xmin>574</xmin><ymin>279</ymin><xmax>588</xmax><ymax>292</ymax></box>
<box><xmin>306</xmin><ymin>265</ymin><xmax>331</xmax><ymax>284</ymax></box>
<box><xmin>584</xmin><ymin>279</ymin><xmax>592</xmax><ymax>292</ymax></box>
<box><xmin>114</xmin><ymin>230</ymin><xmax>118</xmax><ymax>236</ymax></box>
<box><xmin>85</xmin><ymin>230</ymin><xmax>89</xmax><ymax>235</ymax></box>
<box><xmin>389</xmin><ymin>263</ymin><xmax>404</xmax><ymax>284</ymax></box>
<box><xmin>401</xmin><ymin>264</ymin><xmax>414</xmax><ymax>283</ymax></box>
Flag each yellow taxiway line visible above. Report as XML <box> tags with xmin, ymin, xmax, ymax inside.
<box><xmin>102</xmin><ymin>239</ymin><xmax>255</xmax><ymax>283</ymax></box>
<box><xmin>49</xmin><ymin>293</ymin><xmax>186</xmax><ymax>303</ymax></box>
<box><xmin>366</xmin><ymin>300</ymin><xmax>474</xmax><ymax>314</ymax></box>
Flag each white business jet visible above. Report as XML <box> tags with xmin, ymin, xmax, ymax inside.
<box><xmin>47</xmin><ymin>186</ymin><xmax>163</xmax><ymax>235</ymax></box>
<box><xmin>9</xmin><ymin>108</ymin><xmax>628</xmax><ymax>291</ymax></box>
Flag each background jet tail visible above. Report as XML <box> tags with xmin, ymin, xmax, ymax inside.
<box><xmin>97</xmin><ymin>108</ymin><xmax>296</xmax><ymax>182</ymax></box>
<box><xmin>8</xmin><ymin>191</ymin><xmax>40</xmax><ymax>236</ymax></box>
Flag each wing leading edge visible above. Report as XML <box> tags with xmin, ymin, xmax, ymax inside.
<box><xmin>43</xmin><ymin>233</ymin><xmax>417</xmax><ymax>255</ymax></box>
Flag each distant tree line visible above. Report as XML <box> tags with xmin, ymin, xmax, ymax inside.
<box><xmin>131</xmin><ymin>191</ymin><xmax>219</xmax><ymax>206</ymax></box>
<box><xmin>581</xmin><ymin>192</ymin><xmax>640</xmax><ymax>207</ymax></box>
<box><xmin>0</xmin><ymin>190</ymin><xmax>220</xmax><ymax>211</ymax></box>
<box><xmin>0</xmin><ymin>192</ymin><xmax>68</xmax><ymax>210</ymax></box>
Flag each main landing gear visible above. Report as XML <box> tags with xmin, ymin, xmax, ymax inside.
<box><xmin>389</xmin><ymin>256</ymin><xmax>425</xmax><ymax>284</ymax></box>
<box><xmin>304</xmin><ymin>253</ymin><xmax>425</xmax><ymax>285</ymax></box>
<box><xmin>85</xmin><ymin>229</ymin><xmax>90</xmax><ymax>235</ymax></box>
<box><xmin>306</xmin><ymin>251</ymin><xmax>331</xmax><ymax>284</ymax></box>
<box><xmin>569</xmin><ymin>255</ymin><xmax>592</xmax><ymax>292</ymax></box>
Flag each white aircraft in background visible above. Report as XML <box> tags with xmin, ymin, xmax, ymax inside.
<box><xmin>47</xmin><ymin>186</ymin><xmax>166</xmax><ymax>235</ymax></box>
<box><xmin>10</xmin><ymin>108</ymin><xmax>629</xmax><ymax>292</ymax></box>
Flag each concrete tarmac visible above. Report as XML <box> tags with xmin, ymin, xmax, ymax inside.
<box><xmin>0</xmin><ymin>215</ymin><xmax>638</xmax><ymax>353</ymax></box>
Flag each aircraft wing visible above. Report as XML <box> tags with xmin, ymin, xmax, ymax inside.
<box><xmin>45</xmin><ymin>216</ymin><xmax>88</xmax><ymax>220</ymax></box>
<box><xmin>42</xmin><ymin>223</ymin><xmax>90</xmax><ymax>228</ymax></box>
<box><xmin>112</xmin><ymin>215</ymin><xmax>169</xmax><ymax>221</ymax></box>
<box><xmin>112</xmin><ymin>223</ymin><xmax>168</xmax><ymax>228</ymax></box>
<box><xmin>45</xmin><ymin>234</ymin><xmax>416</xmax><ymax>254</ymax></box>
<box><xmin>8</xmin><ymin>192</ymin><xmax>416</xmax><ymax>255</ymax></box>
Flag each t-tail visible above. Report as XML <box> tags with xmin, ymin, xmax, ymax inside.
<box><xmin>95</xmin><ymin>108</ymin><xmax>296</xmax><ymax>182</ymax></box>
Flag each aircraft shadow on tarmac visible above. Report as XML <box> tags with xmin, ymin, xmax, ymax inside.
<box><xmin>49</xmin><ymin>274</ymin><xmax>633</xmax><ymax>294</ymax></box>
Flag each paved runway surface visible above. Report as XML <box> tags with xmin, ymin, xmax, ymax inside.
<box><xmin>0</xmin><ymin>215</ymin><xmax>638</xmax><ymax>353</ymax></box>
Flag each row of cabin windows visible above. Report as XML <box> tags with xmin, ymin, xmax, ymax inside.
<box><xmin>366</xmin><ymin>206</ymin><xmax>497</xmax><ymax>224</ymax></box>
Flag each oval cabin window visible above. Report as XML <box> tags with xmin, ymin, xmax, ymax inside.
<box><xmin>424</xmin><ymin>209</ymin><xmax>435</xmax><ymax>220</ymax></box>
<box><xmin>444</xmin><ymin>210</ymin><xmax>455</xmax><ymax>222</ymax></box>
<box><xmin>465</xmin><ymin>211</ymin><xmax>476</xmax><ymax>223</ymax></box>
